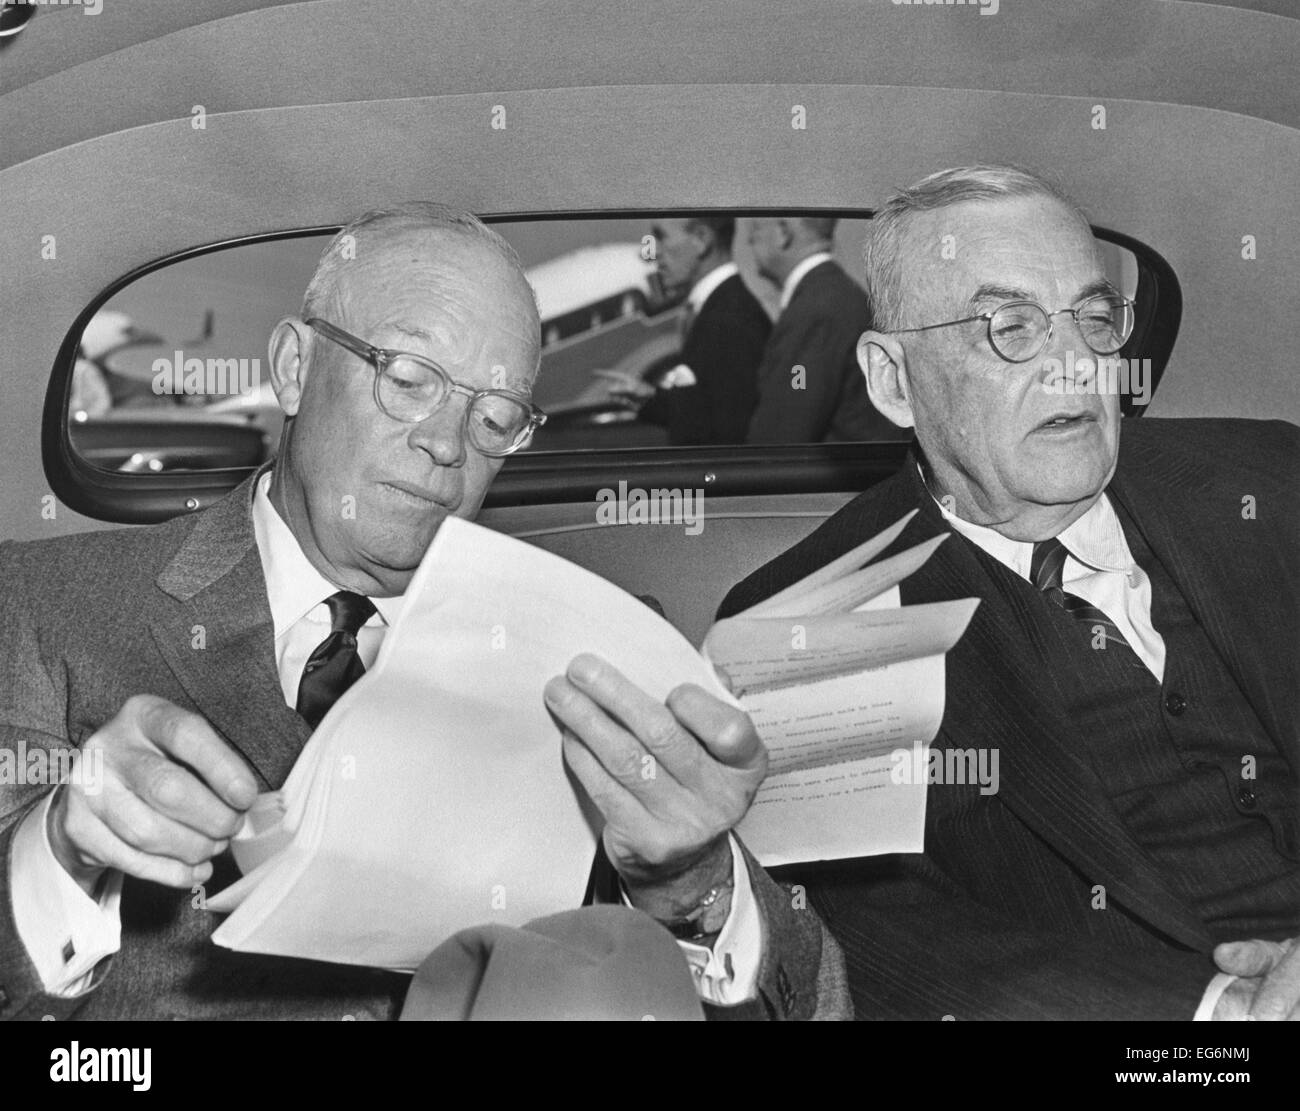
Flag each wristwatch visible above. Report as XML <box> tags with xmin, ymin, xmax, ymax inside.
<box><xmin>660</xmin><ymin>877</ymin><xmax>735</xmax><ymax>943</ymax></box>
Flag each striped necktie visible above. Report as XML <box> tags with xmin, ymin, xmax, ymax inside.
<box><xmin>1030</xmin><ymin>536</ymin><xmax>1133</xmax><ymax>653</ymax></box>
<box><xmin>295</xmin><ymin>590</ymin><xmax>377</xmax><ymax>729</ymax></box>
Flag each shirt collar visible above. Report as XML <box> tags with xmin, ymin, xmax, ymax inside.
<box><xmin>779</xmin><ymin>251</ymin><xmax>832</xmax><ymax>311</ymax></box>
<box><xmin>687</xmin><ymin>260</ymin><xmax>739</xmax><ymax>315</ymax></box>
<box><xmin>252</xmin><ymin>471</ymin><xmax>401</xmax><ymax>640</ymax></box>
<box><xmin>922</xmin><ymin>463</ymin><xmax>1134</xmax><ymax>578</ymax></box>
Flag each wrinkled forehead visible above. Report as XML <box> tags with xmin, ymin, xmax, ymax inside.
<box><xmin>341</xmin><ymin>229</ymin><xmax>537</xmax><ymax>367</ymax></box>
<box><xmin>338</xmin><ymin>227</ymin><xmax>530</xmax><ymax>311</ymax></box>
<box><xmin>901</xmin><ymin>196</ymin><xmax>1102</xmax><ymax>314</ymax></box>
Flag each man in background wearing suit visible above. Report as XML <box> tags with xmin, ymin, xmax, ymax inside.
<box><xmin>745</xmin><ymin>216</ymin><xmax>892</xmax><ymax>444</ymax></box>
<box><xmin>721</xmin><ymin>167</ymin><xmax>1300</xmax><ymax>1019</ymax></box>
<box><xmin>0</xmin><ymin>203</ymin><xmax>844</xmax><ymax>1020</ymax></box>
<box><xmin>603</xmin><ymin>216</ymin><xmax>770</xmax><ymax>444</ymax></box>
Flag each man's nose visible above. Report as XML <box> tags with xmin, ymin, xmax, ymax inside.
<box><xmin>1040</xmin><ymin>311</ymin><xmax>1099</xmax><ymax>385</ymax></box>
<box><xmin>406</xmin><ymin>398</ymin><xmax>468</xmax><ymax>467</ymax></box>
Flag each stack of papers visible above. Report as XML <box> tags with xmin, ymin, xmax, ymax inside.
<box><xmin>209</xmin><ymin>512</ymin><xmax>976</xmax><ymax>968</ymax></box>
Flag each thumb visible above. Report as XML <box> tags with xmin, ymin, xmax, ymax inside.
<box><xmin>1214</xmin><ymin>939</ymin><xmax>1288</xmax><ymax>977</ymax></box>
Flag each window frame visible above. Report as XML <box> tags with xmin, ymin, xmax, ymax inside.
<box><xmin>43</xmin><ymin>212</ymin><xmax>1181</xmax><ymax>525</ymax></box>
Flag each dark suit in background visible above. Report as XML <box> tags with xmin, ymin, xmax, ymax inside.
<box><xmin>719</xmin><ymin>418</ymin><xmax>1300</xmax><ymax>1019</ymax></box>
<box><xmin>747</xmin><ymin>260</ymin><xmax>892</xmax><ymax>444</ymax></box>
<box><xmin>641</xmin><ymin>272</ymin><xmax>770</xmax><ymax>445</ymax></box>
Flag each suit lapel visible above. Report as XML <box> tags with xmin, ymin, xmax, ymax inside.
<box><xmin>149</xmin><ymin>472</ymin><xmax>311</xmax><ymax>789</ymax></box>
<box><xmin>862</xmin><ymin>460</ymin><xmax>1209</xmax><ymax>948</ymax></box>
<box><xmin>1109</xmin><ymin>440</ymin><xmax>1299</xmax><ymax>774</ymax></box>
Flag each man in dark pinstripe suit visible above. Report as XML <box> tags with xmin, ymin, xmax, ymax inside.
<box><xmin>721</xmin><ymin>166</ymin><xmax>1300</xmax><ymax>1020</ymax></box>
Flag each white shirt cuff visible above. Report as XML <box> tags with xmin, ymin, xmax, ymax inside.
<box><xmin>619</xmin><ymin>834</ymin><xmax>761</xmax><ymax>1006</ymax></box>
<box><xmin>1194</xmin><ymin>972</ymin><xmax>1239</xmax><ymax>1021</ymax></box>
<box><xmin>10</xmin><ymin>791</ymin><xmax>122</xmax><ymax>996</ymax></box>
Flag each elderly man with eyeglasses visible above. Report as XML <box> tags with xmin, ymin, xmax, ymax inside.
<box><xmin>0</xmin><ymin>203</ymin><xmax>846</xmax><ymax>1021</ymax></box>
<box><xmin>721</xmin><ymin>166</ymin><xmax>1300</xmax><ymax>1021</ymax></box>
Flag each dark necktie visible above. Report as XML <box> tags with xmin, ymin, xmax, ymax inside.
<box><xmin>295</xmin><ymin>590</ymin><xmax>377</xmax><ymax>729</ymax></box>
<box><xmin>1030</xmin><ymin>536</ymin><xmax>1133</xmax><ymax>653</ymax></box>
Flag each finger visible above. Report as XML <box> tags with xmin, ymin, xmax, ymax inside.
<box><xmin>559</xmin><ymin>728</ymin><xmax>643</xmax><ymax>827</ymax></box>
<box><xmin>1248</xmin><ymin>940</ymin><xmax>1300</xmax><ymax>1021</ymax></box>
<box><xmin>665</xmin><ymin>684</ymin><xmax>764</xmax><ymax>770</ymax></box>
<box><xmin>121</xmin><ymin>748</ymin><xmax>246</xmax><ymax>840</ymax></box>
<box><xmin>96</xmin><ymin>781</ymin><xmax>230</xmax><ymax>866</ymax></box>
<box><xmin>545</xmin><ymin>674</ymin><xmax>665</xmax><ymax>790</ymax></box>
<box><xmin>67</xmin><ymin>800</ymin><xmax>215</xmax><ymax>889</ymax></box>
<box><xmin>562</xmin><ymin>654</ymin><xmax>698</xmax><ymax>782</ymax></box>
<box><xmin>135</xmin><ymin>697</ymin><xmax>258</xmax><ymax>810</ymax></box>
<box><xmin>1214</xmin><ymin>939</ymin><xmax>1288</xmax><ymax>978</ymax></box>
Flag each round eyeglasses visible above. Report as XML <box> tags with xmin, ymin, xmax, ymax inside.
<box><xmin>889</xmin><ymin>294</ymin><xmax>1135</xmax><ymax>364</ymax></box>
<box><xmin>306</xmin><ymin>317</ymin><xmax>546</xmax><ymax>457</ymax></box>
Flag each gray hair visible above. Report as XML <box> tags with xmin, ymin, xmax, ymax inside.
<box><xmin>864</xmin><ymin>165</ymin><xmax>1091</xmax><ymax>331</ymax></box>
<box><xmin>301</xmin><ymin>201</ymin><xmax>529</xmax><ymax>319</ymax></box>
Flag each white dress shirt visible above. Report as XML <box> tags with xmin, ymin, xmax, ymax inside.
<box><xmin>687</xmin><ymin>259</ymin><xmax>739</xmax><ymax>316</ymax></box>
<box><xmin>778</xmin><ymin>251</ymin><xmax>833</xmax><ymax>313</ymax></box>
<box><xmin>13</xmin><ymin>472</ymin><xmax>759</xmax><ymax>1004</ymax></box>
<box><xmin>933</xmin><ymin>487</ymin><xmax>1166</xmax><ymax>681</ymax></box>
<box><xmin>929</xmin><ymin>478</ymin><xmax>1235</xmax><ymax>1018</ymax></box>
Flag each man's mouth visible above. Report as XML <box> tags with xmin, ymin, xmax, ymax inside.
<box><xmin>1035</xmin><ymin>412</ymin><xmax>1095</xmax><ymax>431</ymax></box>
<box><xmin>380</xmin><ymin>481</ymin><xmax>456</xmax><ymax>509</ymax></box>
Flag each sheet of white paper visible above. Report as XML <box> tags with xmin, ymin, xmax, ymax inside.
<box><xmin>749</xmin><ymin>534</ymin><xmax>948</xmax><ymax>619</ymax></box>
<box><xmin>706</xmin><ymin>597</ymin><xmax>978</xmax><ymax>696</ymax></box>
<box><xmin>738</xmin><ymin>653</ymin><xmax>946</xmax><ymax>865</ymax></box>
<box><xmin>213</xmin><ymin>516</ymin><xmax>733</xmax><ymax>969</ymax></box>
<box><xmin>739</xmin><ymin>752</ymin><xmax>929</xmax><ymax>866</ymax></box>
<box><xmin>741</xmin><ymin>510</ymin><xmax>918</xmax><ymax>618</ymax></box>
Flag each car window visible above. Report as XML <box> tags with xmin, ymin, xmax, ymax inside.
<box><xmin>52</xmin><ymin>214</ymin><xmax>1156</xmax><ymax>521</ymax></box>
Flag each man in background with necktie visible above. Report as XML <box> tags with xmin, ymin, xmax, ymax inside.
<box><xmin>720</xmin><ymin>166</ymin><xmax>1300</xmax><ymax>1020</ymax></box>
<box><xmin>598</xmin><ymin>215</ymin><xmax>770</xmax><ymax>445</ymax></box>
<box><xmin>0</xmin><ymin>203</ymin><xmax>844</xmax><ymax>1020</ymax></box>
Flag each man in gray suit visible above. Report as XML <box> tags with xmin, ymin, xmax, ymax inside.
<box><xmin>0</xmin><ymin>203</ymin><xmax>844</xmax><ymax>1020</ymax></box>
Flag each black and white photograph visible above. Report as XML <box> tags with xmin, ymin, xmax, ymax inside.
<box><xmin>0</xmin><ymin>0</ymin><xmax>1294</xmax><ymax>1089</ymax></box>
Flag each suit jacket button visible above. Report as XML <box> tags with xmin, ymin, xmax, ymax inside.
<box><xmin>1164</xmin><ymin>692</ymin><xmax>1187</xmax><ymax>716</ymax></box>
<box><xmin>1237</xmin><ymin>787</ymin><xmax>1258</xmax><ymax>810</ymax></box>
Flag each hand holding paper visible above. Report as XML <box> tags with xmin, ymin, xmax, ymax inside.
<box><xmin>208</xmin><ymin>510</ymin><xmax>977</xmax><ymax>968</ymax></box>
<box><xmin>546</xmin><ymin>654</ymin><xmax>766</xmax><ymax>917</ymax></box>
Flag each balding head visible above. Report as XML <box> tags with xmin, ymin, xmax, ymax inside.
<box><xmin>855</xmin><ymin>166</ymin><xmax>1122</xmax><ymax>543</ymax></box>
<box><xmin>864</xmin><ymin>165</ymin><xmax>1091</xmax><ymax>331</ymax></box>
<box><xmin>747</xmin><ymin>215</ymin><xmax>838</xmax><ymax>287</ymax></box>
<box><xmin>301</xmin><ymin>203</ymin><xmax>531</xmax><ymax>322</ymax></box>
<box><xmin>266</xmin><ymin>202</ymin><xmax>542</xmax><ymax>597</ymax></box>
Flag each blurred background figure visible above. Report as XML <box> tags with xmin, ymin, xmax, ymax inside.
<box><xmin>746</xmin><ymin>216</ymin><xmax>892</xmax><ymax>443</ymax></box>
<box><xmin>598</xmin><ymin>216</ymin><xmax>769</xmax><ymax>445</ymax></box>
<box><xmin>71</xmin><ymin>310</ymin><xmax>137</xmax><ymax>418</ymax></box>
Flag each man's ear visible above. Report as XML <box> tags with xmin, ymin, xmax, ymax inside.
<box><xmin>857</xmin><ymin>331</ymin><xmax>915</xmax><ymax>429</ymax></box>
<box><xmin>687</xmin><ymin>222</ymin><xmax>711</xmax><ymax>259</ymax></box>
<box><xmin>268</xmin><ymin>317</ymin><xmax>310</xmax><ymax>417</ymax></box>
